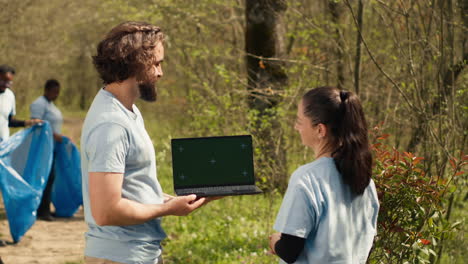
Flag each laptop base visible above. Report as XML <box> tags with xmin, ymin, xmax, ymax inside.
<box><xmin>175</xmin><ymin>185</ymin><xmax>263</xmax><ymax>197</ymax></box>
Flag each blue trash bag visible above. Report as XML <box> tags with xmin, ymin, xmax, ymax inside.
<box><xmin>0</xmin><ymin>123</ymin><xmax>53</xmax><ymax>243</ymax></box>
<box><xmin>51</xmin><ymin>136</ymin><xmax>82</xmax><ymax>217</ymax></box>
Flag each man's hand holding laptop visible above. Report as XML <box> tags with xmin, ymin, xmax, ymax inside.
<box><xmin>162</xmin><ymin>194</ymin><xmax>205</xmax><ymax>216</ymax></box>
<box><xmin>163</xmin><ymin>193</ymin><xmax>222</xmax><ymax>216</ymax></box>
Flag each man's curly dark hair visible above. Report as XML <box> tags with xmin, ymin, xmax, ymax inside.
<box><xmin>93</xmin><ymin>21</ymin><xmax>164</xmax><ymax>85</ymax></box>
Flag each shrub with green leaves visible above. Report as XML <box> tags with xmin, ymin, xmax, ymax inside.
<box><xmin>368</xmin><ymin>128</ymin><xmax>466</xmax><ymax>264</ymax></box>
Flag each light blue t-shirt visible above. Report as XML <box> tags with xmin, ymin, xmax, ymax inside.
<box><xmin>30</xmin><ymin>96</ymin><xmax>63</xmax><ymax>134</ymax></box>
<box><xmin>274</xmin><ymin>157</ymin><xmax>379</xmax><ymax>264</ymax></box>
<box><xmin>81</xmin><ymin>88</ymin><xmax>166</xmax><ymax>264</ymax></box>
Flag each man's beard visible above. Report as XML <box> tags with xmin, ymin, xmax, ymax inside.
<box><xmin>138</xmin><ymin>82</ymin><xmax>157</xmax><ymax>102</ymax></box>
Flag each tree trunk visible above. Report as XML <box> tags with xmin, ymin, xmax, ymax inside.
<box><xmin>328</xmin><ymin>1</ymin><xmax>345</xmax><ymax>89</ymax></box>
<box><xmin>409</xmin><ymin>0</ymin><xmax>467</xmax><ymax>152</ymax></box>
<box><xmin>245</xmin><ymin>0</ymin><xmax>288</xmax><ymax>191</ymax></box>
<box><xmin>354</xmin><ymin>0</ymin><xmax>364</xmax><ymax>95</ymax></box>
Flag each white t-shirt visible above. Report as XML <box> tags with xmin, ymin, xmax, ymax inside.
<box><xmin>274</xmin><ymin>157</ymin><xmax>380</xmax><ymax>264</ymax></box>
<box><xmin>0</xmin><ymin>88</ymin><xmax>16</xmax><ymax>141</ymax></box>
<box><xmin>30</xmin><ymin>96</ymin><xmax>63</xmax><ymax>134</ymax></box>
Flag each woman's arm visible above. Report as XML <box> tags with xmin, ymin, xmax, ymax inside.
<box><xmin>270</xmin><ymin>232</ymin><xmax>306</xmax><ymax>263</ymax></box>
<box><xmin>8</xmin><ymin>114</ymin><xmax>42</xmax><ymax>127</ymax></box>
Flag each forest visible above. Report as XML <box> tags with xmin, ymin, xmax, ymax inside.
<box><xmin>0</xmin><ymin>0</ymin><xmax>466</xmax><ymax>263</ymax></box>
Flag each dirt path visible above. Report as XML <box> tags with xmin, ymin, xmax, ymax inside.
<box><xmin>0</xmin><ymin>116</ymin><xmax>87</xmax><ymax>264</ymax></box>
<box><xmin>62</xmin><ymin>116</ymin><xmax>85</xmax><ymax>144</ymax></box>
<box><xmin>0</xmin><ymin>205</ymin><xmax>87</xmax><ymax>264</ymax></box>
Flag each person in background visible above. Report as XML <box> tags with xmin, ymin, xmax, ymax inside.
<box><xmin>30</xmin><ymin>79</ymin><xmax>64</xmax><ymax>221</ymax></box>
<box><xmin>269</xmin><ymin>86</ymin><xmax>379</xmax><ymax>264</ymax></box>
<box><xmin>0</xmin><ymin>64</ymin><xmax>42</xmax><ymax>142</ymax></box>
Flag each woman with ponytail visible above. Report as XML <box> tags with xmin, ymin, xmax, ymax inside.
<box><xmin>268</xmin><ymin>86</ymin><xmax>379</xmax><ymax>263</ymax></box>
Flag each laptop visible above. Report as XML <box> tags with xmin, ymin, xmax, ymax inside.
<box><xmin>171</xmin><ymin>135</ymin><xmax>263</xmax><ymax>197</ymax></box>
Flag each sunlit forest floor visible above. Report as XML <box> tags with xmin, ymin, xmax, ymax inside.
<box><xmin>0</xmin><ymin>199</ymin><xmax>86</xmax><ymax>264</ymax></box>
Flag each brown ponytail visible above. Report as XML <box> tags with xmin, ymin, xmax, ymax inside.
<box><xmin>302</xmin><ymin>86</ymin><xmax>372</xmax><ymax>195</ymax></box>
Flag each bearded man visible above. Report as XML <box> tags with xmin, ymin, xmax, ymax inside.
<box><xmin>81</xmin><ymin>21</ymin><xmax>210</xmax><ymax>264</ymax></box>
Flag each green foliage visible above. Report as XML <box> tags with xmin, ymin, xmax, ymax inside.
<box><xmin>1</xmin><ymin>0</ymin><xmax>465</xmax><ymax>263</ymax></box>
<box><xmin>368</xmin><ymin>127</ymin><xmax>467</xmax><ymax>264</ymax></box>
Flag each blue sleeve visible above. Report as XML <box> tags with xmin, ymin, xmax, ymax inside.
<box><xmin>30</xmin><ymin>100</ymin><xmax>45</xmax><ymax>119</ymax></box>
<box><xmin>85</xmin><ymin>123</ymin><xmax>129</xmax><ymax>173</ymax></box>
<box><xmin>274</xmin><ymin>172</ymin><xmax>321</xmax><ymax>238</ymax></box>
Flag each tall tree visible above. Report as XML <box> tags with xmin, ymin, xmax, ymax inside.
<box><xmin>245</xmin><ymin>0</ymin><xmax>288</xmax><ymax>190</ymax></box>
<box><xmin>353</xmin><ymin>0</ymin><xmax>364</xmax><ymax>95</ymax></box>
<box><xmin>328</xmin><ymin>0</ymin><xmax>346</xmax><ymax>89</ymax></box>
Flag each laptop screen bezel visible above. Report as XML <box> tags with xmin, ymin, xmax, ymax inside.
<box><xmin>171</xmin><ymin>135</ymin><xmax>256</xmax><ymax>189</ymax></box>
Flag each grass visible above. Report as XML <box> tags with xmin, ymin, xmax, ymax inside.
<box><xmin>55</xmin><ymin>106</ymin><xmax>465</xmax><ymax>264</ymax></box>
<box><xmin>437</xmin><ymin>194</ymin><xmax>468</xmax><ymax>264</ymax></box>
<box><xmin>5</xmin><ymin>106</ymin><xmax>463</xmax><ymax>264</ymax></box>
<box><xmin>56</xmin><ymin>168</ymin><xmax>282</xmax><ymax>264</ymax></box>
<box><xmin>157</xmin><ymin>162</ymin><xmax>282</xmax><ymax>264</ymax></box>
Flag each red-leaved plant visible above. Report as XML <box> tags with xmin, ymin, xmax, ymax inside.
<box><xmin>367</xmin><ymin>126</ymin><xmax>466</xmax><ymax>264</ymax></box>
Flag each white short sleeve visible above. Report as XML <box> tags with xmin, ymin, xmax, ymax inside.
<box><xmin>85</xmin><ymin>123</ymin><xmax>129</xmax><ymax>173</ymax></box>
<box><xmin>274</xmin><ymin>172</ymin><xmax>320</xmax><ymax>238</ymax></box>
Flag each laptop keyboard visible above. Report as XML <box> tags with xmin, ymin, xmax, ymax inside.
<box><xmin>177</xmin><ymin>185</ymin><xmax>257</xmax><ymax>195</ymax></box>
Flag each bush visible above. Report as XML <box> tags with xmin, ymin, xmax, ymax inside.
<box><xmin>368</xmin><ymin>127</ymin><xmax>466</xmax><ymax>264</ymax></box>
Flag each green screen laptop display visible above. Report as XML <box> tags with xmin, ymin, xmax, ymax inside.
<box><xmin>171</xmin><ymin>135</ymin><xmax>254</xmax><ymax>188</ymax></box>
